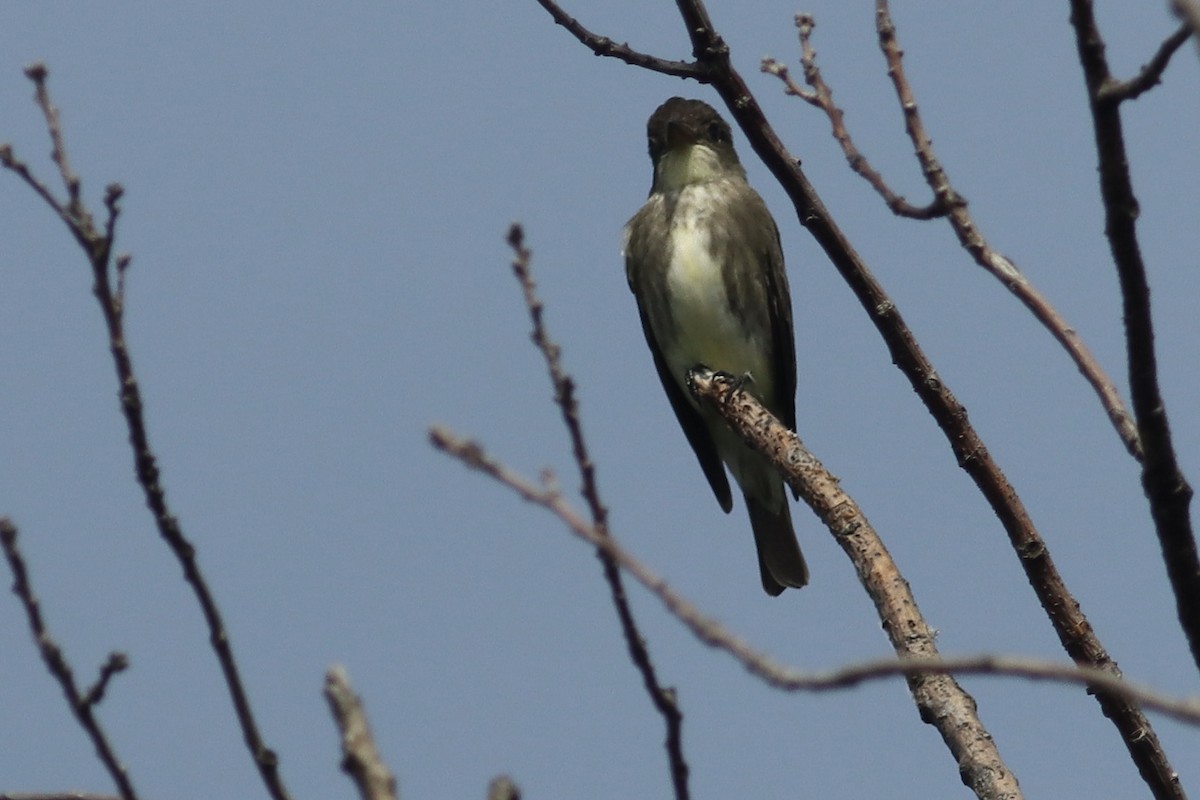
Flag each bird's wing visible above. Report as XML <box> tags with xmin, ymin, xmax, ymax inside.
<box><xmin>634</xmin><ymin>299</ymin><xmax>734</xmax><ymax>514</ymax></box>
<box><xmin>762</xmin><ymin>219</ymin><xmax>797</xmax><ymax>433</ymax></box>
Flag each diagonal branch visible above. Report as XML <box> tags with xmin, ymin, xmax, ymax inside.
<box><xmin>685</xmin><ymin>371</ymin><xmax>1020</xmax><ymax>799</ymax></box>
<box><xmin>531</xmin><ymin>0</ymin><xmax>705</xmax><ymax>79</ymax></box>
<box><xmin>1101</xmin><ymin>22</ymin><xmax>1191</xmax><ymax>103</ymax></box>
<box><xmin>324</xmin><ymin>667</ymin><xmax>398</xmax><ymax>800</ymax></box>
<box><xmin>430</xmin><ymin>428</ymin><xmax>1200</xmax><ymax>726</ymax></box>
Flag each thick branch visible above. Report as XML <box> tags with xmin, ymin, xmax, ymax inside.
<box><xmin>687</xmin><ymin>374</ymin><xmax>1020</xmax><ymax>799</ymax></box>
<box><xmin>1069</xmin><ymin>0</ymin><xmax>1200</xmax><ymax>680</ymax></box>
<box><xmin>324</xmin><ymin>667</ymin><xmax>398</xmax><ymax>800</ymax></box>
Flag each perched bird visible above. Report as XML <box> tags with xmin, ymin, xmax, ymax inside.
<box><xmin>622</xmin><ymin>97</ymin><xmax>808</xmax><ymax>595</ymax></box>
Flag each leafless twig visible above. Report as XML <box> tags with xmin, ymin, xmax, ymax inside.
<box><xmin>0</xmin><ymin>519</ymin><xmax>138</xmax><ymax>800</ymax></box>
<box><xmin>504</xmin><ymin>225</ymin><xmax>690</xmax><ymax>800</ymax></box>
<box><xmin>532</xmin><ymin>0</ymin><xmax>705</xmax><ymax>80</ymax></box>
<box><xmin>1102</xmin><ymin>23</ymin><xmax>1191</xmax><ymax>102</ymax></box>
<box><xmin>761</xmin><ymin>15</ymin><xmax>944</xmax><ymax>220</ymax></box>
<box><xmin>0</xmin><ymin>64</ymin><xmax>293</xmax><ymax>800</ymax></box>
<box><xmin>427</xmin><ymin>432</ymin><xmax>1200</xmax><ymax>731</ymax></box>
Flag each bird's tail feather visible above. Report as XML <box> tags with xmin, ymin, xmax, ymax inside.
<box><xmin>746</xmin><ymin>494</ymin><xmax>808</xmax><ymax>596</ymax></box>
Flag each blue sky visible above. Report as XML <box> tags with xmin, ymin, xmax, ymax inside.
<box><xmin>1</xmin><ymin>2</ymin><xmax>1198</xmax><ymax>798</ymax></box>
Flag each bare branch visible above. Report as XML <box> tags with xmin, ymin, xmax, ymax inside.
<box><xmin>432</xmin><ymin>395</ymin><xmax>1022</xmax><ymax>800</ymax></box>
<box><xmin>1</xmin><ymin>65</ymin><xmax>294</xmax><ymax>800</ymax></box>
<box><xmin>324</xmin><ymin>667</ymin><xmax>398</xmax><ymax>800</ymax></box>
<box><xmin>0</xmin><ymin>519</ymin><xmax>139</xmax><ymax>800</ymax></box>
<box><xmin>689</xmin><ymin>373</ymin><xmax>1021</xmax><ymax>797</ymax></box>
<box><xmin>531</xmin><ymin>0</ymin><xmax>705</xmax><ymax>80</ymax></box>
<box><xmin>504</xmin><ymin>225</ymin><xmax>690</xmax><ymax>800</ymax></box>
<box><xmin>761</xmin><ymin>15</ymin><xmax>946</xmax><ymax>220</ymax></box>
<box><xmin>427</xmin><ymin>432</ymin><xmax>1200</xmax><ymax>729</ymax></box>
<box><xmin>1069</xmin><ymin>0</ymin><xmax>1200</xmax><ymax>682</ymax></box>
<box><xmin>1102</xmin><ymin>23</ymin><xmax>1191</xmax><ymax>102</ymax></box>
<box><xmin>81</xmin><ymin>653</ymin><xmax>130</xmax><ymax>707</ymax></box>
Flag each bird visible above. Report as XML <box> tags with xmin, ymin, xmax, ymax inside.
<box><xmin>622</xmin><ymin>97</ymin><xmax>808</xmax><ymax>596</ymax></box>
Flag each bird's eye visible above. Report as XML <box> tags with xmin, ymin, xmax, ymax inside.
<box><xmin>707</xmin><ymin>121</ymin><xmax>728</xmax><ymax>143</ymax></box>
<box><xmin>648</xmin><ymin>134</ymin><xmax>665</xmax><ymax>156</ymax></box>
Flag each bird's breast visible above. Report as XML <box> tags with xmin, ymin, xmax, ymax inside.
<box><xmin>661</xmin><ymin>187</ymin><xmax>770</xmax><ymax>395</ymax></box>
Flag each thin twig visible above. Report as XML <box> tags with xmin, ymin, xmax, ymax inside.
<box><xmin>82</xmin><ymin>653</ymin><xmax>130</xmax><ymax>707</ymax></box>
<box><xmin>1101</xmin><ymin>23</ymin><xmax>1191</xmax><ymax>102</ymax></box>
<box><xmin>531</xmin><ymin>0</ymin><xmax>706</xmax><ymax>80</ymax></box>
<box><xmin>0</xmin><ymin>519</ymin><xmax>139</xmax><ymax>800</ymax></box>
<box><xmin>504</xmin><ymin>224</ymin><xmax>690</xmax><ymax>800</ymax></box>
<box><xmin>1069</xmin><ymin>0</ymin><xmax>1200</xmax><ymax>681</ymax></box>
<box><xmin>1</xmin><ymin>65</ymin><xmax>293</xmax><ymax>800</ymax></box>
<box><xmin>427</xmin><ymin>433</ymin><xmax>1200</xmax><ymax>728</ymax></box>
<box><xmin>761</xmin><ymin>15</ymin><xmax>945</xmax><ymax>220</ymax></box>
<box><xmin>324</xmin><ymin>667</ymin><xmax>398</xmax><ymax>800</ymax></box>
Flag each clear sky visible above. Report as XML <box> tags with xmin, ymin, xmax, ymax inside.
<box><xmin>1</xmin><ymin>2</ymin><xmax>1198</xmax><ymax>798</ymax></box>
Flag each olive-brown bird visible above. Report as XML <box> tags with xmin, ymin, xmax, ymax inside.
<box><xmin>622</xmin><ymin>97</ymin><xmax>808</xmax><ymax>595</ymax></box>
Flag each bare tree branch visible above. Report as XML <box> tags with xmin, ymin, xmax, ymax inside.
<box><xmin>429</xmin><ymin>429</ymin><xmax>1200</xmax><ymax>728</ymax></box>
<box><xmin>766</xmin><ymin>7</ymin><xmax>1142</xmax><ymax>460</ymax></box>
<box><xmin>531</xmin><ymin>0</ymin><xmax>706</xmax><ymax>79</ymax></box>
<box><xmin>0</xmin><ymin>519</ymin><xmax>139</xmax><ymax>800</ymax></box>
<box><xmin>1102</xmin><ymin>23</ymin><xmax>1191</xmax><ymax>102</ymax></box>
<box><xmin>324</xmin><ymin>667</ymin><xmax>398</xmax><ymax>800</ymax></box>
<box><xmin>0</xmin><ymin>64</ymin><xmax>293</xmax><ymax>800</ymax></box>
<box><xmin>761</xmin><ymin>15</ymin><xmax>946</xmax><ymax>220</ymax></box>
<box><xmin>687</xmin><ymin>372</ymin><xmax>1021</xmax><ymax>798</ymax></box>
<box><xmin>1069</xmin><ymin>0</ymin><xmax>1200</xmax><ymax>678</ymax></box>
<box><xmin>504</xmin><ymin>225</ymin><xmax>690</xmax><ymax>800</ymax></box>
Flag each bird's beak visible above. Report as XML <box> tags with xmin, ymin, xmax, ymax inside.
<box><xmin>665</xmin><ymin>120</ymin><xmax>692</xmax><ymax>150</ymax></box>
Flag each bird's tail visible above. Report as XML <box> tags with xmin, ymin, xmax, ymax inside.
<box><xmin>745</xmin><ymin>494</ymin><xmax>809</xmax><ymax>596</ymax></box>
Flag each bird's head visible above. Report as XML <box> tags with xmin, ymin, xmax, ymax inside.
<box><xmin>646</xmin><ymin>97</ymin><xmax>746</xmax><ymax>193</ymax></box>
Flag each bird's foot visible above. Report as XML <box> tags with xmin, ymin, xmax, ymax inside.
<box><xmin>687</xmin><ymin>366</ymin><xmax>754</xmax><ymax>405</ymax></box>
<box><xmin>717</xmin><ymin>370</ymin><xmax>756</xmax><ymax>405</ymax></box>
